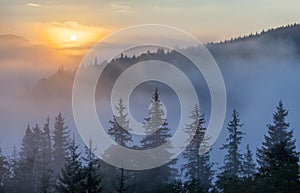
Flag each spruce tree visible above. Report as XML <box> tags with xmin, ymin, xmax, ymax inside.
<box><xmin>115</xmin><ymin>168</ymin><xmax>129</xmax><ymax>193</ymax></box>
<box><xmin>53</xmin><ymin>113</ymin><xmax>70</xmax><ymax>176</ymax></box>
<box><xmin>107</xmin><ymin>98</ymin><xmax>132</xmax><ymax>193</ymax></box>
<box><xmin>184</xmin><ymin>178</ymin><xmax>205</xmax><ymax>193</ymax></box>
<box><xmin>82</xmin><ymin>140</ymin><xmax>103</xmax><ymax>193</ymax></box>
<box><xmin>257</xmin><ymin>101</ymin><xmax>295</xmax><ymax>167</ymax></box>
<box><xmin>143</xmin><ymin>88</ymin><xmax>165</xmax><ymax>135</ymax></box>
<box><xmin>0</xmin><ymin>146</ymin><xmax>9</xmax><ymax>193</ymax></box>
<box><xmin>32</xmin><ymin>124</ymin><xmax>44</xmax><ymax>192</ymax></box>
<box><xmin>42</xmin><ymin>117</ymin><xmax>52</xmax><ymax>164</ymax></box>
<box><xmin>6</xmin><ymin>146</ymin><xmax>19</xmax><ymax>193</ymax></box>
<box><xmin>220</xmin><ymin>110</ymin><xmax>244</xmax><ymax>176</ymax></box>
<box><xmin>16</xmin><ymin>125</ymin><xmax>36</xmax><ymax>193</ymax></box>
<box><xmin>255</xmin><ymin>101</ymin><xmax>300</xmax><ymax>193</ymax></box>
<box><xmin>182</xmin><ymin>105</ymin><xmax>214</xmax><ymax>193</ymax></box>
<box><xmin>136</xmin><ymin>89</ymin><xmax>177</xmax><ymax>193</ymax></box>
<box><xmin>257</xmin><ymin>141</ymin><xmax>300</xmax><ymax>193</ymax></box>
<box><xmin>167</xmin><ymin>180</ymin><xmax>184</xmax><ymax>193</ymax></box>
<box><xmin>108</xmin><ymin>98</ymin><xmax>132</xmax><ymax>146</ymax></box>
<box><xmin>242</xmin><ymin>144</ymin><xmax>256</xmax><ymax>178</ymax></box>
<box><xmin>57</xmin><ymin>136</ymin><xmax>85</xmax><ymax>193</ymax></box>
<box><xmin>40</xmin><ymin>117</ymin><xmax>54</xmax><ymax>193</ymax></box>
<box><xmin>216</xmin><ymin>110</ymin><xmax>244</xmax><ymax>193</ymax></box>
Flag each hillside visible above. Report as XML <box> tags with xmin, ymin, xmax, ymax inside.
<box><xmin>30</xmin><ymin>23</ymin><xmax>300</xmax><ymax>101</ymax></box>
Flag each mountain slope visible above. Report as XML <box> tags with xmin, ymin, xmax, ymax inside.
<box><xmin>30</xmin><ymin>23</ymin><xmax>300</xmax><ymax>101</ymax></box>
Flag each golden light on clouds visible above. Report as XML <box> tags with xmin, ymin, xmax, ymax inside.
<box><xmin>44</xmin><ymin>22</ymin><xmax>111</xmax><ymax>49</ymax></box>
<box><xmin>27</xmin><ymin>3</ymin><xmax>41</xmax><ymax>7</ymax></box>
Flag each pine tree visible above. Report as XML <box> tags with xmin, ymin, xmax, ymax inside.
<box><xmin>143</xmin><ymin>88</ymin><xmax>165</xmax><ymax>135</ymax></box>
<box><xmin>0</xmin><ymin>146</ymin><xmax>9</xmax><ymax>193</ymax></box>
<box><xmin>57</xmin><ymin>136</ymin><xmax>85</xmax><ymax>193</ymax></box>
<box><xmin>184</xmin><ymin>178</ymin><xmax>205</xmax><ymax>193</ymax></box>
<box><xmin>257</xmin><ymin>141</ymin><xmax>300</xmax><ymax>193</ymax></box>
<box><xmin>115</xmin><ymin>168</ymin><xmax>129</xmax><ymax>193</ymax></box>
<box><xmin>257</xmin><ymin>101</ymin><xmax>295</xmax><ymax>168</ymax></box>
<box><xmin>53</xmin><ymin>113</ymin><xmax>70</xmax><ymax>176</ymax></box>
<box><xmin>136</xmin><ymin>89</ymin><xmax>177</xmax><ymax>193</ymax></box>
<box><xmin>6</xmin><ymin>146</ymin><xmax>19</xmax><ymax>193</ymax></box>
<box><xmin>220</xmin><ymin>110</ymin><xmax>244</xmax><ymax>176</ymax></box>
<box><xmin>107</xmin><ymin>98</ymin><xmax>132</xmax><ymax>193</ymax></box>
<box><xmin>42</xmin><ymin>117</ymin><xmax>52</xmax><ymax>164</ymax></box>
<box><xmin>167</xmin><ymin>180</ymin><xmax>184</xmax><ymax>193</ymax></box>
<box><xmin>32</xmin><ymin>124</ymin><xmax>44</xmax><ymax>192</ymax></box>
<box><xmin>255</xmin><ymin>101</ymin><xmax>300</xmax><ymax>193</ymax></box>
<box><xmin>182</xmin><ymin>105</ymin><xmax>214</xmax><ymax>193</ymax></box>
<box><xmin>108</xmin><ymin>98</ymin><xmax>132</xmax><ymax>146</ymax></box>
<box><xmin>242</xmin><ymin>144</ymin><xmax>256</xmax><ymax>178</ymax></box>
<box><xmin>216</xmin><ymin>110</ymin><xmax>244</xmax><ymax>193</ymax></box>
<box><xmin>16</xmin><ymin>125</ymin><xmax>36</xmax><ymax>193</ymax></box>
<box><xmin>40</xmin><ymin>117</ymin><xmax>54</xmax><ymax>193</ymax></box>
<box><xmin>82</xmin><ymin>140</ymin><xmax>103</xmax><ymax>193</ymax></box>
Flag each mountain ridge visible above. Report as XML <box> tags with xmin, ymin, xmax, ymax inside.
<box><xmin>30</xmin><ymin>23</ymin><xmax>300</xmax><ymax>101</ymax></box>
<box><xmin>208</xmin><ymin>23</ymin><xmax>300</xmax><ymax>45</ymax></box>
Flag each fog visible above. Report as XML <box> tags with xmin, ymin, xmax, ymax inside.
<box><xmin>0</xmin><ymin>30</ymin><xmax>299</xmax><ymax>168</ymax></box>
<box><xmin>206</xmin><ymin>38</ymin><xmax>300</xmax><ymax>165</ymax></box>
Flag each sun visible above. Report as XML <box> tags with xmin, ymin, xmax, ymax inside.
<box><xmin>70</xmin><ymin>34</ymin><xmax>77</xmax><ymax>41</ymax></box>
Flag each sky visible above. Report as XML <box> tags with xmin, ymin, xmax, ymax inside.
<box><xmin>1</xmin><ymin>0</ymin><xmax>299</xmax><ymax>73</ymax></box>
<box><xmin>1</xmin><ymin>0</ymin><xmax>300</xmax><ymax>45</ymax></box>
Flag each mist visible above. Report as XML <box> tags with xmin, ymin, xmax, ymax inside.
<box><xmin>0</xmin><ymin>27</ymin><xmax>300</xmax><ymax>166</ymax></box>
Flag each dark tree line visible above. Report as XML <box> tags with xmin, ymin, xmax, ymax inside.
<box><xmin>0</xmin><ymin>90</ymin><xmax>299</xmax><ymax>192</ymax></box>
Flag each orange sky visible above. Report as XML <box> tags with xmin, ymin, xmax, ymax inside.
<box><xmin>0</xmin><ymin>0</ymin><xmax>300</xmax><ymax>72</ymax></box>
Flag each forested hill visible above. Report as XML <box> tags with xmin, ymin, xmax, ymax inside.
<box><xmin>208</xmin><ymin>23</ymin><xmax>300</xmax><ymax>47</ymax></box>
<box><xmin>30</xmin><ymin>23</ymin><xmax>300</xmax><ymax>102</ymax></box>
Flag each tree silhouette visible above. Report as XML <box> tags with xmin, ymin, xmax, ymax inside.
<box><xmin>57</xmin><ymin>136</ymin><xmax>85</xmax><ymax>193</ymax></box>
<box><xmin>53</xmin><ymin>113</ymin><xmax>70</xmax><ymax>176</ymax></box>
<box><xmin>220</xmin><ymin>110</ymin><xmax>244</xmax><ymax>176</ymax></box>
<box><xmin>216</xmin><ymin>110</ymin><xmax>244</xmax><ymax>193</ymax></box>
<box><xmin>106</xmin><ymin>98</ymin><xmax>132</xmax><ymax>193</ymax></box>
<box><xmin>108</xmin><ymin>98</ymin><xmax>132</xmax><ymax>146</ymax></box>
<box><xmin>242</xmin><ymin>144</ymin><xmax>256</xmax><ymax>178</ymax></box>
<box><xmin>255</xmin><ymin>101</ymin><xmax>300</xmax><ymax>193</ymax></box>
<box><xmin>257</xmin><ymin>101</ymin><xmax>294</xmax><ymax>167</ymax></box>
<box><xmin>135</xmin><ymin>89</ymin><xmax>177</xmax><ymax>193</ymax></box>
<box><xmin>82</xmin><ymin>140</ymin><xmax>103</xmax><ymax>193</ymax></box>
<box><xmin>0</xmin><ymin>146</ymin><xmax>9</xmax><ymax>193</ymax></box>
<box><xmin>40</xmin><ymin>117</ymin><xmax>54</xmax><ymax>193</ymax></box>
<box><xmin>182</xmin><ymin>105</ymin><xmax>214</xmax><ymax>193</ymax></box>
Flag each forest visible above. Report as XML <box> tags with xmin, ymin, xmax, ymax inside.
<box><xmin>0</xmin><ymin>89</ymin><xmax>299</xmax><ymax>193</ymax></box>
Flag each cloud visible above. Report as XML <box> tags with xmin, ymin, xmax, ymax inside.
<box><xmin>27</xmin><ymin>3</ymin><xmax>41</xmax><ymax>7</ymax></box>
<box><xmin>45</xmin><ymin>21</ymin><xmax>112</xmax><ymax>47</ymax></box>
<box><xmin>111</xmin><ymin>3</ymin><xmax>132</xmax><ymax>13</ymax></box>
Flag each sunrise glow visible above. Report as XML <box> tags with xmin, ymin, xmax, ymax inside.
<box><xmin>70</xmin><ymin>34</ymin><xmax>77</xmax><ymax>41</ymax></box>
<box><xmin>42</xmin><ymin>22</ymin><xmax>110</xmax><ymax>50</ymax></box>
